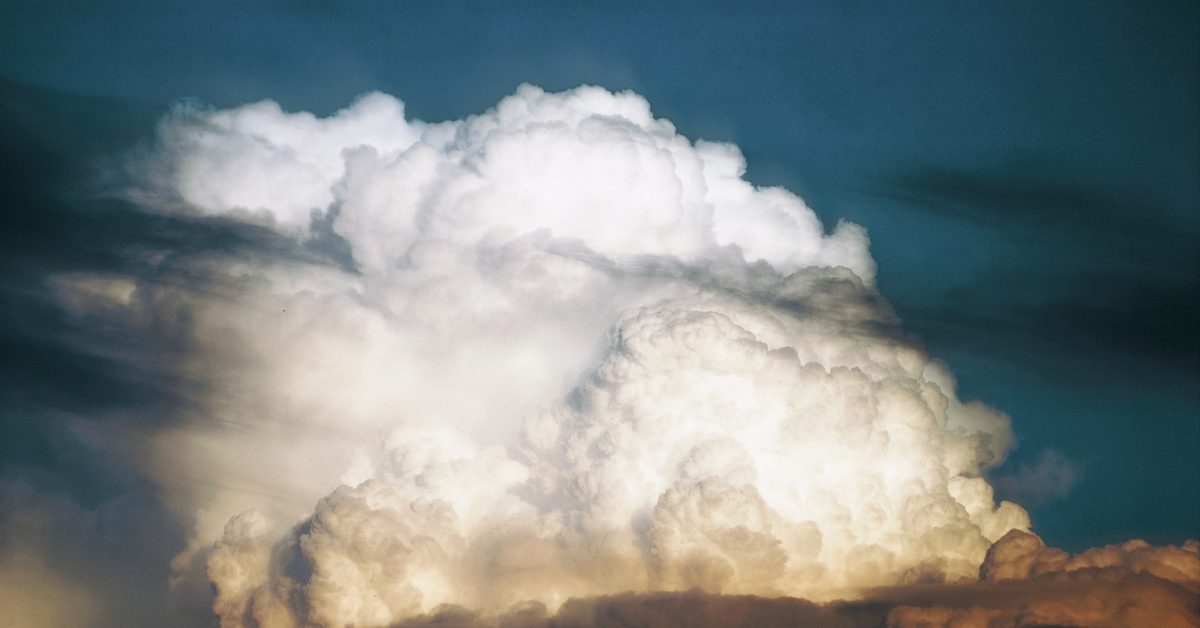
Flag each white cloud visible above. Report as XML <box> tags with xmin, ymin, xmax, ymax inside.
<box><xmin>49</xmin><ymin>84</ymin><xmax>1039</xmax><ymax>626</ymax></box>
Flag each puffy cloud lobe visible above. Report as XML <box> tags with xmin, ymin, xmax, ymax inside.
<box><xmin>980</xmin><ymin>529</ymin><xmax>1200</xmax><ymax>588</ymax></box>
<box><xmin>878</xmin><ymin>530</ymin><xmax>1200</xmax><ymax>628</ymax></box>
<box><xmin>81</xmin><ymin>84</ymin><xmax>1047</xmax><ymax>625</ymax></box>
<box><xmin>146</xmin><ymin>93</ymin><xmax>419</xmax><ymax>231</ymax></box>
<box><xmin>523</xmin><ymin>298</ymin><xmax>1028</xmax><ymax>599</ymax></box>
<box><xmin>195</xmin><ymin>296</ymin><xmax>1027</xmax><ymax>624</ymax></box>
<box><xmin>142</xmin><ymin>84</ymin><xmax>873</xmax><ymax>281</ymax></box>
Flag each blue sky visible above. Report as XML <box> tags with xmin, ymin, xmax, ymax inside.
<box><xmin>1</xmin><ymin>1</ymin><xmax>1196</xmax><ymax>621</ymax></box>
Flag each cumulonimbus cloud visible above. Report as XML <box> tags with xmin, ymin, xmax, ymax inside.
<box><xmin>43</xmin><ymin>84</ymin><xmax>1194</xmax><ymax>627</ymax></box>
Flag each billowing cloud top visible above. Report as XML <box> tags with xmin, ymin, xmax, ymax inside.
<box><xmin>51</xmin><ymin>85</ymin><xmax>1049</xmax><ymax>627</ymax></box>
<box><xmin>144</xmin><ymin>85</ymin><xmax>873</xmax><ymax>279</ymax></box>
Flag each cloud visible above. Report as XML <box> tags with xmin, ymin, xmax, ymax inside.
<box><xmin>0</xmin><ymin>552</ymin><xmax>102</xmax><ymax>628</ymax></box>
<box><xmin>880</xmin><ymin>155</ymin><xmax>1198</xmax><ymax>262</ymax></box>
<box><xmin>0</xmin><ymin>472</ymin><xmax>192</xmax><ymax>628</ymax></box>
<box><xmin>979</xmin><ymin>528</ymin><xmax>1200</xmax><ymax>586</ymax></box>
<box><xmin>877</xmin><ymin>529</ymin><xmax>1200</xmax><ymax>628</ymax></box>
<box><xmin>871</xmin><ymin>157</ymin><xmax>1200</xmax><ymax>381</ymax></box>
<box><xmin>989</xmin><ymin>449</ymin><xmax>1081</xmax><ymax>506</ymax></box>
<box><xmin>391</xmin><ymin>590</ymin><xmax>871</xmax><ymax>628</ymax></box>
<box><xmin>379</xmin><ymin>532</ymin><xmax>1200</xmax><ymax>628</ymax></box>
<box><xmin>51</xmin><ymin>84</ymin><xmax>1038</xmax><ymax>626</ymax></box>
<box><xmin>8</xmin><ymin>82</ymin><xmax>1193</xmax><ymax>628</ymax></box>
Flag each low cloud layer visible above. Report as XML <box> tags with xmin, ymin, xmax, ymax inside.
<box><xmin>8</xmin><ymin>84</ymin><xmax>1196</xmax><ymax>627</ymax></box>
<box><xmin>387</xmin><ymin>532</ymin><xmax>1200</xmax><ymax>628</ymax></box>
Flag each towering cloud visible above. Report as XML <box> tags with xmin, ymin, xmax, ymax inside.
<box><xmin>44</xmin><ymin>85</ymin><xmax>1190</xmax><ymax>627</ymax></box>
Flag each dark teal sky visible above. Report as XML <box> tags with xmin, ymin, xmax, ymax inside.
<box><xmin>1</xmin><ymin>2</ymin><xmax>1196</xmax><ymax>619</ymax></box>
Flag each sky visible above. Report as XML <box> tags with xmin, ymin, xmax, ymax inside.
<box><xmin>0</xmin><ymin>2</ymin><xmax>1197</xmax><ymax>627</ymax></box>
